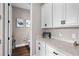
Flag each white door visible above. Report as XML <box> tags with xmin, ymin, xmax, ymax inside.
<box><xmin>8</xmin><ymin>3</ymin><xmax>12</xmax><ymax>56</ymax></box>
<box><xmin>53</xmin><ymin>3</ymin><xmax>66</xmax><ymax>27</ymax></box>
<box><xmin>0</xmin><ymin>3</ymin><xmax>3</xmax><ymax>56</ymax></box>
<box><xmin>4</xmin><ymin>3</ymin><xmax>9</xmax><ymax>56</ymax></box>
<box><xmin>66</xmin><ymin>3</ymin><xmax>77</xmax><ymax>25</ymax></box>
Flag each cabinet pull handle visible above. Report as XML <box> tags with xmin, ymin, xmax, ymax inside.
<box><xmin>38</xmin><ymin>47</ymin><xmax>40</xmax><ymax>50</ymax></box>
<box><xmin>53</xmin><ymin>52</ymin><xmax>58</xmax><ymax>55</ymax></box>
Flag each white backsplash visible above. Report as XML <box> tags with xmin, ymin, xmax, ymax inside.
<box><xmin>42</xmin><ymin>28</ymin><xmax>79</xmax><ymax>43</ymax></box>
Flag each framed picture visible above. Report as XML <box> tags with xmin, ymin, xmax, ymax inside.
<box><xmin>26</xmin><ymin>20</ymin><xmax>30</xmax><ymax>27</ymax></box>
<box><xmin>16</xmin><ymin>18</ymin><xmax>25</xmax><ymax>28</ymax></box>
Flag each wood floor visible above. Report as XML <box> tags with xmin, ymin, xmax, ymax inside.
<box><xmin>12</xmin><ymin>46</ymin><xmax>30</xmax><ymax>56</ymax></box>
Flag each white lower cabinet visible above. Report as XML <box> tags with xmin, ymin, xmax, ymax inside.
<box><xmin>36</xmin><ymin>40</ymin><xmax>65</xmax><ymax>56</ymax></box>
<box><xmin>36</xmin><ymin>40</ymin><xmax>46</xmax><ymax>56</ymax></box>
<box><xmin>46</xmin><ymin>44</ymin><xmax>65</xmax><ymax>56</ymax></box>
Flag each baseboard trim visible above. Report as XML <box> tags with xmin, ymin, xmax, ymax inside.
<box><xmin>16</xmin><ymin>43</ymin><xmax>29</xmax><ymax>48</ymax></box>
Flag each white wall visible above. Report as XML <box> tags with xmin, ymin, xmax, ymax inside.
<box><xmin>12</xmin><ymin>7</ymin><xmax>30</xmax><ymax>46</ymax></box>
<box><xmin>32</xmin><ymin>3</ymin><xmax>42</xmax><ymax>55</ymax></box>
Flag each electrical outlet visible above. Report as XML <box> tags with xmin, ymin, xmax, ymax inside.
<box><xmin>72</xmin><ymin>33</ymin><xmax>76</xmax><ymax>39</ymax></box>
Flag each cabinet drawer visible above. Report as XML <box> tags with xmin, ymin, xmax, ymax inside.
<box><xmin>46</xmin><ymin>44</ymin><xmax>65</xmax><ymax>56</ymax></box>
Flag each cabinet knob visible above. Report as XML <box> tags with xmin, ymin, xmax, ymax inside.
<box><xmin>45</xmin><ymin>24</ymin><xmax>47</xmax><ymax>26</ymax></box>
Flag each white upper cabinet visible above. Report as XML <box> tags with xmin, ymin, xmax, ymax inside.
<box><xmin>41</xmin><ymin>3</ymin><xmax>53</xmax><ymax>28</ymax></box>
<box><xmin>53</xmin><ymin>3</ymin><xmax>66</xmax><ymax>27</ymax></box>
<box><xmin>41</xmin><ymin>3</ymin><xmax>79</xmax><ymax>28</ymax></box>
<box><xmin>66</xmin><ymin>3</ymin><xmax>77</xmax><ymax>26</ymax></box>
<box><xmin>53</xmin><ymin>3</ymin><xmax>79</xmax><ymax>28</ymax></box>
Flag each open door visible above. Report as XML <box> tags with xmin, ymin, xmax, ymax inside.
<box><xmin>8</xmin><ymin>3</ymin><xmax>12</xmax><ymax>56</ymax></box>
<box><xmin>4</xmin><ymin>3</ymin><xmax>12</xmax><ymax>56</ymax></box>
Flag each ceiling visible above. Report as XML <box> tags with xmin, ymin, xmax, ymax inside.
<box><xmin>11</xmin><ymin>3</ymin><xmax>31</xmax><ymax>10</ymax></box>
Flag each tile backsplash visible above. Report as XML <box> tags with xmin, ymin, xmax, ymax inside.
<box><xmin>42</xmin><ymin>28</ymin><xmax>79</xmax><ymax>43</ymax></box>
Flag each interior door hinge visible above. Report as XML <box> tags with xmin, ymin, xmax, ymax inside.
<box><xmin>8</xmin><ymin>20</ymin><xmax>10</xmax><ymax>23</ymax></box>
<box><xmin>8</xmin><ymin>3</ymin><xmax>10</xmax><ymax>6</ymax></box>
<box><xmin>8</xmin><ymin>37</ymin><xmax>10</xmax><ymax>40</ymax></box>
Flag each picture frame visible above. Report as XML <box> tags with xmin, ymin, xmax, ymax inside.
<box><xmin>16</xmin><ymin>18</ymin><xmax>25</xmax><ymax>28</ymax></box>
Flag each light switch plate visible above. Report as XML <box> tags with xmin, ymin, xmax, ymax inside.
<box><xmin>76</xmin><ymin>33</ymin><xmax>79</xmax><ymax>39</ymax></box>
<box><xmin>72</xmin><ymin>33</ymin><xmax>76</xmax><ymax>39</ymax></box>
<box><xmin>59</xmin><ymin>32</ymin><xmax>63</xmax><ymax>37</ymax></box>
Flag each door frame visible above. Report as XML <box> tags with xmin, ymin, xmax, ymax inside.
<box><xmin>4</xmin><ymin>3</ymin><xmax>32</xmax><ymax>56</ymax></box>
<box><xmin>4</xmin><ymin>3</ymin><xmax>9</xmax><ymax>56</ymax></box>
<box><xmin>30</xmin><ymin>3</ymin><xmax>32</xmax><ymax>56</ymax></box>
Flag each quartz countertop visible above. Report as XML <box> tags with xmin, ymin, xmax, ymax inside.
<box><xmin>37</xmin><ymin>38</ymin><xmax>79</xmax><ymax>56</ymax></box>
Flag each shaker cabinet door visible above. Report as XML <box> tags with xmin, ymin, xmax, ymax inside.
<box><xmin>41</xmin><ymin>3</ymin><xmax>53</xmax><ymax>28</ymax></box>
<box><xmin>53</xmin><ymin>3</ymin><xmax>66</xmax><ymax>27</ymax></box>
<box><xmin>66</xmin><ymin>3</ymin><xmax>77</xmax><ymax>25</ymax></box>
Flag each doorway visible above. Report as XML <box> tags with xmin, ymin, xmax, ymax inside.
<box><xmin>11</xmin><ymin>3</ymin><xmax>31</xmax><ymax>56</ymax></box>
